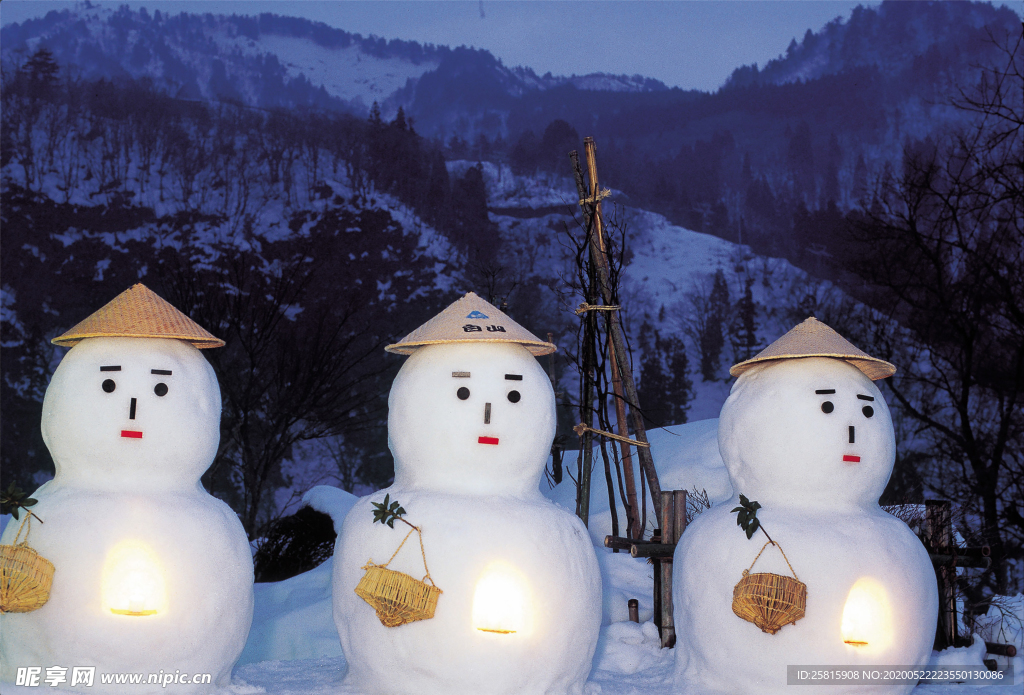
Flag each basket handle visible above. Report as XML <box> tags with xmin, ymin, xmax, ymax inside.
<box><xmin>11</xmin><ymin>512</ymin><xmax>39</xmax><ymax>546</ymax></box>
<box><xmin>379</xmin><ymin>525</ymin><xmax>437</xmax><ymax>588</ymax></box>
<box><xmin>746</xmin><ymin>539</ymin><xmax>800</xmax><ymax>582</ymax></box>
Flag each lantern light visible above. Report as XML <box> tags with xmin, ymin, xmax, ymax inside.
<box><xmin>841</xmin><ymin>577</ymin><xmax>893</xmax><ymax>651</ymax></box>
<box><xmin>472</xmin><ymin>561</ymin><xmax>532</xmax><ymax>635</ymax></box>
<box><xmin>101</xmin><ymin>540</ymin><xmax>167</xmax><ymax>617</ymax></box>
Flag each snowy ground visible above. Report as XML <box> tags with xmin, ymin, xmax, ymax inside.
<box><xmin>1</xmin><ymin>420</ymin><xmax>1020</xmax><ymax>693</ymax></box>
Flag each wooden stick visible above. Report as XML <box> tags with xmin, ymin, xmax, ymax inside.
<box><xmin>629</xmin><ymin>543</ymin><xmax>677</xmax><ymax>559</ymax></box>
<box><xmin>659</xmin><ymin>491</ymin><xmax>675</xmax><ymax>648</ymax></box>
<box><xmin>985</xmin><ymin>642</ymin><xmax>1017</xmax><ymax>657</ymax></box>
<box><xmin>930</xmin><ymin>553</ymin><xmax>991</xmax><ymax>569</ymax></box>
<box><xmin>609</xmin><ymin>329</ymin><xmax>640</xmax><ymax>539</ymax></box>
<box><xmin>605</xmin><ymin>535</ymin><xmax>658</xmax><ymax>550</ymax></box>
<box><xmin>571</xmin><ymin>140</ymin><xmax>663</xmax><ymax>522</ymax></box>
<box><xmin>574</xmin><ymin>422</ymin><xmax>651</xmax><ymax>448</ymax></box>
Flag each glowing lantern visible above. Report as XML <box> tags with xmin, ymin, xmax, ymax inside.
<box><xmin>841</xmin><ymin>577</ymin><xmax>893</xmax><ymax>651</ymax></box>
<box><xmin>101</xmin><ymin>540</ymin><xmax>167</xmax><ymax>616</ymax></box>
<box><xmin>472</xmin><ymin>561</ymin><xmax>532</xmax><ymax>635</ymax></box>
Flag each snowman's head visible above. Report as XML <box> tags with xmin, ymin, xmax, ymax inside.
<box><xmin>718</xmin><ymin>357</ymin><xmax>894</xmax><ymax>509</ymax></box>
<box><xmin>388</xmin><ymin>342</ymin><xmax>555</xmax><ymax>496</ymax></box>
<box><xmin>42</xmin><ymin>337</ymin><xmax>221</xmax><ymax>490</ymax></box>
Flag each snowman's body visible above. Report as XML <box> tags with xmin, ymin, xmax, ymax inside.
<box><xmin>674</xmin><ymin>357</ymin><xmax>937</xmax><ymax>695</ymax></box>
<box><xmin>0</xmin><ymin>338</ymin><xmax>253</xmax><ymax>693</ymax></box>
<box><xmin>333</xmin><ymin>342</ymin><xmax>601</xmax><ymax>695</ymax></box>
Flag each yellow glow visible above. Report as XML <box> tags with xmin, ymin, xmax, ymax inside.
<box><xmin>101</xmin><ymin>540</ymin><xmax>167</xmax><ymax>617</ymax></box>
<box><xmin>472</xmin><ymin>561</ymin><xmax>532</xmax><ymax>636</ymax></box>
<box><xmin>841</xmin><ymin>577</ymin><xmax>893</xmax><ymax>651</ymax></box>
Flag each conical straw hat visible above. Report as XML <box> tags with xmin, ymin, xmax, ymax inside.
<box><xmin>730</xmin><ymin>317</ymin><xmax>895</xmax><ymax>380</ymax></box>
<box><xmin>52</xmin><ymin>284</ymin><xmax>224</xmax><ymax>349</ymax></box>
<box><xmin>385</xmin><ymin>292</ymin><xmax>555</xmax><ymax>356</ymax></box>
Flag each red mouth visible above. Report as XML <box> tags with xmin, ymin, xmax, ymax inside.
<box><xmin>121</xmin><ymin>430</ymin><xmax>143</xmax><ymax>439</ymax></box>
<box><xmin>478</xmin><ymin>436</ymin><xmax>499</xmax><ymax>445</ymax></box>
<box><xmin>843</xmin><ymin>455</ymin><xmax>861</xmax><ymax>463</ymax></box>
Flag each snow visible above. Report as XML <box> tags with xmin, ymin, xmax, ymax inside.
<box><xmin>5</xmin><ymin>401</ymin><xmax>1017</xmax><ymax>693</ymax></box>
<box><xmin>0</xmin><ymin>337</ymin><xmax>253</xmax><ymax>692</ymax></box>
<box><xmin>245</xmin><ymin>35</ymin><xmax>437</xmax><ymax>109</ymax></box>
<box><xmin>674</xmin><ymin>356</ymin><xmax>937</xmax><ymax>694</ymax></box>
<box><xmin>332</xmin><ymin>337</ymin><xmax>602</xmax><ymax>693</ymax></box>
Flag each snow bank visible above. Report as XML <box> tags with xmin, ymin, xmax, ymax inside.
<box><xmin>237</xmin><ymin>487</ymin><xmax>358</xmax><ymax>665</ymax></box>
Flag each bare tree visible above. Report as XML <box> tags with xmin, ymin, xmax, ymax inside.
<box><xmin>848</xmin><ymin>31</ymin><xmax>1023</xmax><ymax>593</ymax></box>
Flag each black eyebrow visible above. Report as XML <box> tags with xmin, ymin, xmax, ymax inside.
<box><xmin>151</xmin><ymin>369</ymin><xmax>172</xmax><ymax>376</ymax></box>
<box><xmin>100</xmin><ymin>366</ymin><xmax>121</xmax><ymax>372</ymax></box>
<box><xmin>857</xmin><ymin>394</ymin><xmax>874</xmax><ymax>401</ymax></box>
<box><xmin>815</xmin><ymin>389</ymin><xmax>835</xmax><ymax>394</ymax></box>
<box><xmin>505</xmin><ymin>374</ymin><xmax>523</xmax><ymax>381</ymax></box>
<box><xmin>452</xmin><ymin>371</ymin><xmax>470</xmax><ymax>378</ymax></box>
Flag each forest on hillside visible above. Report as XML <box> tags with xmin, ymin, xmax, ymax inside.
<box><xmin>0</xmin><ymin>48</ymin><xmax>504</xmax><ymax>536</ymax></box>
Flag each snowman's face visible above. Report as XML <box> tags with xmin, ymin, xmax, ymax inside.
<box><xmin>388</xmin><ymin>342</ymin><xmax>556</xmax><ymax>496</ymax></box>
<box><xmin>42</xmin><ymin>337</ymin><xmax>221</xmax><ymax>489</ymax></box>
<box><xmin>718</xmin><ymin>357</ymin><xmax>894</xmax><ymax>508</ymax></box>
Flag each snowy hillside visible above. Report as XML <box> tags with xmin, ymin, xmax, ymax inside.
<box><xmin>466</xmin><ymin>161</ymin><xmax>836</xmax><ymax>424</ymax></box>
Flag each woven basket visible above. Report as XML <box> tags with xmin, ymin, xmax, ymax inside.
<box><xmin>732</xmin><ymin>540</ymin><xmax>806</xmax><ymax>635</ymax></box>
<box><xmin>355</xmin><ymin>525</ymin><xmax>441</xmax><ymax>627</ymax></box>
<box><xmin>0</xmin><ymin>514</ymin><xmax>55</xmax><ymax>614</ymax></box>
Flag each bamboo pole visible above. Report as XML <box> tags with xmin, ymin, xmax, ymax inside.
<box><xmin>659</xmin><ymin>490</ymin><xmax>676</xmax><ymax>648</ymax></box>
<box><xmin>569</xmin><ymin>140</ymin><xmax>663</xmax><ymax>524</ymax></box>
<box><xmin>628</xmin><ymin>598</ymin><xmax>640</xmax><ymax>623</ymax></box>
<box><xmin>576</xmin><ymin>258</ymin><xmax>598</xmax><ymax>527</ymax></box>
<box><xmin>609</xmin><ymin>330</ymin><xmax>640</xmax><ymax>538</ymax></box>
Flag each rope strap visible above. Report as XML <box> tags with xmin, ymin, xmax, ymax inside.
<box><xmin>574</xmin><ymin>303</ymin><xmax>621</xmax><ymax>316</ymax></box>
<box><xmin>373</xmin><ymin>524</ymin><xmax>436</xmax><ymax>587</ymax></box>
<box><xmin>747</xmin><ymin>539</ymin><xmax>800</xmax><ymax>581</ymax></box>
<box><xmin>578</xmin><ymin>188</ymin><xmax>612</xmax><ymax>207</ymax></box>
<box><xmin>574</xmin><ymin>422</ymin><xmax>651</xmax><ymax>448</ymax></box>
<box><xmin>11</xmin><ymin>512</ymin><xmax>38</xmax><ymax>546</ymax></box>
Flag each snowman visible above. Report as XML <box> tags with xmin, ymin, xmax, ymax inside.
<box><xmin>333</xmin><ymin>293</ymin><xmax>602</xmax><ymax>695</ymax></box>
<box><xmin>0</xmin><ymin>284</ymin><xmax>254</xmax><ymax>693</ymax></box>
<box><xmin>673</xmin><ymin>318</ymin><xmax>937</xmax><ymax>695</ymax></box>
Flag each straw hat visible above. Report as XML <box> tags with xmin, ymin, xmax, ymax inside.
<box><xmin>52</xmin><ymin>283</ymin><xmax>224</xmax><ymax>349</ymax></box>
<box><xmin>385</xmin><ymin>292</ymin><xmax>555</xmax><ymax>356</ymax></box>
<box><xmin>729</xmin><ymin>317</ymin><xmax>895</xmax><ymax>380</ymax></box>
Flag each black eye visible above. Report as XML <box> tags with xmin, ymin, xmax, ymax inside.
<box><xmin>821</xmin><ymin>401</ymin><xmax>834</xmax><ymax>414</ymax></box>
<box><xmin>862</xmin><ymin>405</ymin><xmax>874</xmax><ymax>418</ymax></box>
<box><xmin>507</xmin><ymin>390</ymin><xmax>521</xmax><ymax>403</ymax></box>
<box><xmin>154</xmin><ymin>383</ymin><xmax>168</xmax><ymax>397</ymax></box>
<box><xmin>457</xmin><ymin>387</ymin><xmax>470</xmax><ymax>400</ymax></box>
<box><xmin>102</xmin><ymin>379</ymin><xmax>116</xmax><ymax>393</ymax></box>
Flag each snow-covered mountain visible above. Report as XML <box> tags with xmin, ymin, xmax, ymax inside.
<box><xmin>0</xmin><ymin>2</ymin><xmax>667</xmax><ymax>119</ymax></box>
<box><xmin>724</xmin><ymin>0</ymin><xmax>1019</xmax><ymax>88</ymax></box>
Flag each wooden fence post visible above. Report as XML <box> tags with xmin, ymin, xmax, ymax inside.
<box><xmin>657</xmin><ymin>489</ymin><xmax>687</xmax><ymax>648</ymax></box>
<box><xmin>925</xmin><ymin>500</ymin><xmax>957</xmax><ymax>650</ymax></box>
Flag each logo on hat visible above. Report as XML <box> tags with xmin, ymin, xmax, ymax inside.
<box><xmin>385</xmin><ymin>292</ymin><xmax>555</xmax><ymax>356</ymax></box>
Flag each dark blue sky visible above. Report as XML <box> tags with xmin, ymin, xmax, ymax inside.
<box><xmin>3</xmin><ymin>1</ymin><xmax>886</xmax><ymax>91</ymax></box>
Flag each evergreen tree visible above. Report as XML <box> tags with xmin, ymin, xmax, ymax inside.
<box><xmin>730</xmin><ymin>277</ymin><xmax>760</xmax><ymax>362</ymax></box>
<box><xmin>700</xmin><ymin>268</ymin><xmax>730</xmax><ymax>380</ymax></box>
<box><xmin>663</xmin><ymin>335</ymin><xmax>692</xmax><ymax>425</ymax></box>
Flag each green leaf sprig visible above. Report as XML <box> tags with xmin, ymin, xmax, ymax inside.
<box><xmin>1</xmin><ymin>482</ymin><xmax>40</xmax><ymax>521</ymax></box>
<box><xmin>731</xmin><ymin>494</ymin><xmax>772</xmax><ymax>542</ymax></box>
<box><xmin>371</xmin><ymin>493</ymin><xmax>410</xmax><ymax>529</ymax></box>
